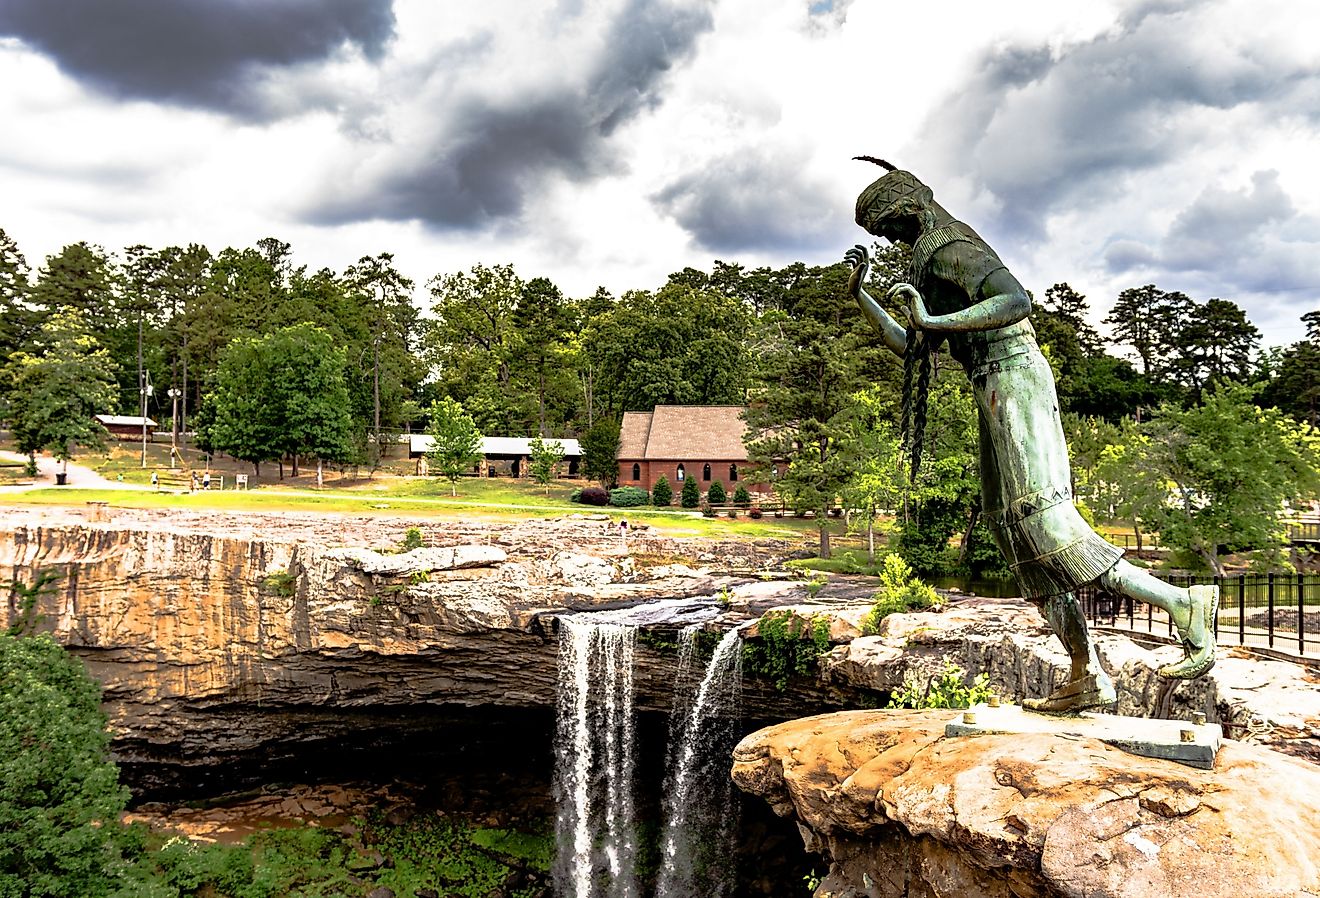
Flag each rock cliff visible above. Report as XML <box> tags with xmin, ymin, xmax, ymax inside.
<box><xmin>0</xmin><ymin>506</ymin><xmax>812</xmax><ymax>790</ymax></box>
<box><xmin>732</xmin><ymin>710</ymin><xmax>1320</xmax><ymax>898</ymax></box>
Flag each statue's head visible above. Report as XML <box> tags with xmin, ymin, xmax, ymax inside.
<box><xmin>854</xmin><ymin>157</ymin><xmax>933</xmax><ymax>243</ymax></box>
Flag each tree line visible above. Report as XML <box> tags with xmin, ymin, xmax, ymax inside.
<box><xmin>1</xmin><ymin>227</ymin><xmax>1317</xmax><ymax>572</ymax></box>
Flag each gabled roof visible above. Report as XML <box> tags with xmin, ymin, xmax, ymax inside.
<box><xmin>618</xmin><ymin>406</ymin><xmax>749</xmax><ymax>460</ymax></box>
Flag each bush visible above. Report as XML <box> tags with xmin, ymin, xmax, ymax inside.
<box><xmin>888</xmin><ymin>661</ymin><xmax>993</xmax><ymax>710</ymax></box>
<box><xmin>700</xmin><ymin>503</ymin><xmax>716</xmax><ymax>517</ymax></box>
<box><xmin>748</xmin><ymin>506</ymin><xmax>763</xmax><ymax>519</ymax></box>
<box><xmin>707</xmin><ymin>481</ymin><xmax>727</xmax><ymax>505</ymax></box>
<box><xmin>399</xmin><ymin>527</ymin><xmax>424</xmax><ymax>552</ymax></box>
<box><xmin>861</xmin><ymin>555</ymin><xmax>942</xmax><ymax>634</ymax></box>
<box><xmin>726</xmin><ymin>508</ymin><xmax>738</xmax><ymax>518</ymax></box>
<box><xmin>733</xmin><ymin>485</ymin><xmax>751</xmax><ymax>507</ymax></box>
<box><xmin>579</xmin><ymin>486</ymin><xmax>609</xmax><ymax>506</ymax></box>
<box><xmin>680</xmin><ymin>476</ymin><xmax>700</xmax><ymax>508</ymax></box>
<box><xmin>569</xmin><ymin>487</ymin><xmax>583</xmax><ymax>503</ymax></box>
<box><xmin>742</xmin><ymin>610</ymin><xmax>832</xmax><ymax>691</ymax></box>
<box><xmin>609</xmin><ymin>486</ymin><xmax>650</xmax><ymax>507</ymax></box>
<box><xmin>651</xmin><ymin>475</ymin><xmax>673</xmax><ymax>507</ymax></box>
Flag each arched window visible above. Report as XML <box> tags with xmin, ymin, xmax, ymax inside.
<box><xmin>632</xmin><ymin>463</ymin><xmax>641</xmax><ymax>481</ymax></box>
<box><xmin>729</xmin><ymin>464</ymin><xmax>738</xmax><ymax>482</ymax></box>
<box><xmin>702</xmin><ymin>463</ymin><xmax>711</xmax><ymax>482</ymax></box>
<box><xmin>676</xmin><ymin>464</ymin><xmax>686</xmax><ymax>481</ymax></box>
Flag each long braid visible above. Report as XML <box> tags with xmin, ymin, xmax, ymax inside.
<box><xmin>900</xmin><ymin>323</ymin><xmax>918</xmax><ymax>453</ymax></box>
<box><xmin>910</xmin><ymin>347</ymin><xmax>934</xmax><ymax>479</ymax></box>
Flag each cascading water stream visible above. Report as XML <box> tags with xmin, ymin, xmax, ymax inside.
<box><xmin>552</xmin><ymin>601</ymin><xmax>743</xmax><ymax>898</ymax></box>
<box><xmin>654</xmin><ymin>627</ymin><xmax>743</xmax><ymax>898</ymax></box>
<box><xmin>552</xmin><ymin>619</ymin><xmax>640</xmax><ymax>898</ymax></box>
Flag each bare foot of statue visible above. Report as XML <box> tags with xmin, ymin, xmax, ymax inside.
<box><xmin>1159</xmin><ymin>585</ymin><xmax>1219</xmax><ymax>679</ymax></box>
<box><xmin>1022</xmin><ymin>670</ymin><xmax>1117</xmax><ymax>714</ymax></box>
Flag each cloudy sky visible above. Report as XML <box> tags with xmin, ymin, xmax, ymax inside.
<box><xmin>2</xmin><ymin>0</ymin><xmax>1318</xmax><ymax>348</ymax></box>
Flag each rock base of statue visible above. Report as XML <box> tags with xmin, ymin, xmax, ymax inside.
<box><xmin>945</xmin><ymin>702</ymin><xmax>1221</xmax><ymax>769</ymax></box>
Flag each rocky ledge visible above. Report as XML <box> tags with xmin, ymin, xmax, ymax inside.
<box><xmin>732</xmin><ymin>710</ymin><xmax>1320</xmax><ymax>898</ymax></box>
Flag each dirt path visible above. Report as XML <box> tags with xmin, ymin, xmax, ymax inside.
<box><xmin>0</xmin><ymin>450</ymin><xmax>141</xmax><ymax>493</ymax></box>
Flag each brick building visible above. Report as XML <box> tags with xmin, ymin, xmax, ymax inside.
<box><xmin>616</xmin><ymin>405</ymin><xmax>765</xmax><ymax>495</ymax></box>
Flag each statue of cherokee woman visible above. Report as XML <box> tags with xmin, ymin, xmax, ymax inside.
<box><xmin>845</xmin><ymin>159</ymin><xmax>1218</xmax><ymax>712</ymax></box>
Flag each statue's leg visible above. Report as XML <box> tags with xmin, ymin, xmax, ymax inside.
<box><xmin>1022</xmin><ymin>591</ymin><xmax>1116</xmax><ymax>713</ymax></box>
<box><xmin>1099</xmin><ymin>560</ymin><xmax>1218</xmax><ymax>679</ymax></box>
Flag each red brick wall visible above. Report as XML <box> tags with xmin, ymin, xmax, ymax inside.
<box><xmin>615</xmin><ymin>459</ymin><xmax>768</xmax><ymax>496</ymax></box>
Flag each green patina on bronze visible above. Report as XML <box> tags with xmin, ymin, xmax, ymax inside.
<box><xmin>847</xmin><ymin>161</ymin><xmax>1219</xmax><ymax>714</ymax></box>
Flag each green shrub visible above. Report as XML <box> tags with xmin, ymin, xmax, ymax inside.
<box><xmin>742</xmin><ymin>610</ymin><xmax>832</xmax><ymax>691</ymax></box>
<box><xmin>651</xmin><ymin>475</ymin><xmax>673</xmax><ymax>507</ymax></box>
<box><xmin>569</xmin><ymin>487</ymin><xmax>583</xmax><ymax>503</ymax></box>
<box><xmin>262</xmin><ymin>570</ymin><xmax>296</xmax><ymax>597</ymax></box>
<box><xmin>700</xmin><ymin>503</ymin><xmax>716</xmax><ymax>517</ymax></box>
<box><xmin>732</xmin><ymin>485</ymin><xmax>751</xmax><ymax>507</ymax></box>
<box><xmin>707</xmin><ymin>481</ymin><xmax>727</xmax><ymax>505</ymax></box>
<box><xmin>680</xmin><ymin>476</ymin><xmax>700</xmax><ymax>508</ymax></box>
<box><xmin>861</xmin><ymin>555</ymin><xmax>941</xmax><ymax>634</ymax></box>
<box><xmin>887</xmin><ymin>661</ymin><xmax>993</xmax><ymax>709</ymax></box>
<box><xmin>399</xmin><ymin>527</ymin><xmax>424</xmax><ymax>552</ymax></box>
<box><xmin>609</xmin><ymin>486</ymin><xmax>650</xmax><ymax>507</ymax></box>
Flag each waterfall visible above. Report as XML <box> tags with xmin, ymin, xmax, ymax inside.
<box><xmin>552</xmin><ymin>619</ymin><xmax>640</xmax><ymax>898</ymax></box>
<box><xmin>553</xmin><ymin>610</ymin><xmax>743</xmax><ymax>898</ymax></box>
<box><xmin>654</xmin><ymin>627</ymin><xmax>743</xmax><ymax>898</ymax></box>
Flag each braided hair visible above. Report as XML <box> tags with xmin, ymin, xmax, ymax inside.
<box><xmin>900</xmin><ymin>328</ymin><xmax>937</xmax><ymax>481</ymax></box>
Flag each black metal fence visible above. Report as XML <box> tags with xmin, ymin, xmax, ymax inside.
<box><xmin>1081</xmin><ymin>573</ymin><xmax>1320</xmax><ymax>658</ymax></box>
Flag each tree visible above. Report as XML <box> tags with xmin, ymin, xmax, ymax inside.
<box><xmin>1103</xmin><ymin>285</ymin><xmax>1193</xmax><ymax>385</ymax></box>
<box><xmin>707</xmin><ymin>481</ymin><xmax>727</xmax><ymax>505</ymax></box>
<box><xmin>528</xmin><ymin>435</ymin><xmax>565</xmax><ymax>495</ymax></box>
<box><xmin>732</xmin><ymin>484</ymin><xmax>752</xmax><ymax>508</ymax></box>
<box><xmin>580</xmin><ymin>417</ymin><xmax>621</xmax><ymax>488</ymax></box>
<box><xmin>345</xmin><ymin>252</ymin><xmax>418</xmax><ymax>463</ymax></box>
<box><xmin>0</xmin><ymin>228</ymin><xmax>36</xmax><ymax>361</ymax></box>
<box><xmin>842</xmin><ymin>388</ymin><xmax>906</xmax><ymax>564</ymax></box>
<box><xmin>205</xmin><ymin>325</ymin><xmax>353</xmax><ymax>477</ymax></box>
<box><xmin>1167</xmin><ymin>297</ymin><xmax>1260</xmax><ymax>396</ymax></box>
<box><xmin>1</xmin><ymin>310</ymin><xmax>118</xmax><ymax>475</ymax></box>
<box><xmin>0</xmin><ymin>627</ymin><xmax>134</xmax><ymax>897</ymax></box>
<box><xmin>1129</xmin><ymin>383</ymin><xmax>1320</xmax><ymax>574</ymax></box>
<box><xmin>513</xmin><ymin>277</ymin><xmax>580</xmax><ymax>436</ymax></box>
<box><xmin>745</xmin><ymin>261</ymin><xmax>888</xmax><ymax>557</ymax></box>
<box><xmin>680</xmin><ymin>475</ymin><xmax>699</xmax><ymax>508</ymax></box>
<box><xmin>426</xmin><ymin>397</ymin><xmax>483</xmax><ymax>497</ymax></box>
<box><xmin>652</xmin><ymin>474</ymin><xmax>673</xmax><ymax>507</ymax></box>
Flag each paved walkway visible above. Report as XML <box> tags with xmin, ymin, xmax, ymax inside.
<box><xmin>0</xmin><ymin>450</ymin><xmax>140</xmax><ymax>492</ymax></box>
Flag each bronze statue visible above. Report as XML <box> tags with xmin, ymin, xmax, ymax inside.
<box><xmin>846</xmin><ymin>159</ymin><xmax>1218</xmax><ymax>713</ymax></box>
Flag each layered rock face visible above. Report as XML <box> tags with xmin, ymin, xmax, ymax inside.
<box><xmin>733</xmin><ymin>710</ymin><xmax>1320</xmax><ymax>898</ymax></box>
<box><xmin>0</xmin><ymin>507</ymin><xmax>804</xmax><ymax>790</ymax></box>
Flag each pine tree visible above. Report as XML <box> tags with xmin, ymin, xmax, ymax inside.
<box><xmin>707</xmin><ymin>481</ymin><xmax>727</xmax><ymax>505</ymax></box>
<box><xmin>652</xmin><ymin>474</ymin><xmax>673</xmax><ymax>506</ymax></box>
<box><xmin>680</xmin><ymin>475</ymin><xmax>700</xmax><ymax>508</ymax></box>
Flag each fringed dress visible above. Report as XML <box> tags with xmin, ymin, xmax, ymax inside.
<box><xmin>909</xmin><ymin>222</ymin><xmax>1123</xmax><ymax>600</ymax></box>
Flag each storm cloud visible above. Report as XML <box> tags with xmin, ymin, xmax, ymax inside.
<box><xmin>920</xmin><ymin>4</ymin><xmax>1320</xmax><ymax>241</ymax></box>
<box><xmin>652</xmin><ymin>146</ymin><xmax>845</xmax><ymax>254</ymax></box>
<box><xmin>0</xmin><ymin>0</ymin><xmax>395</xmax><ymax>119</ymax></box>
<box><xmin>310</xmin><ymin>0</ymin><xmax>713</xmax><ymax>230</ymax></box>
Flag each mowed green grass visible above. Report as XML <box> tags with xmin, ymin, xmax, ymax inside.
<box><xmin>0</xmin><ymin>477</ymin><xmax>822</xmax><ymax>540</ymax></box>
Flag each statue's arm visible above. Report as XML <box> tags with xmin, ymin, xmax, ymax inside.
<box><xmin>845</xmin><ymin>245</ymin><xmax>907</xmax><ymax>356</ymax></box>
<box><xmin>911</xmin><ymin>263</ymin><xmax>1031</xmax><ymax>333</ymax></box>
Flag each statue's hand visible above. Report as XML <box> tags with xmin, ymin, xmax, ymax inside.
<box><xmin>844</xmin><ymin>245</ymin><xmax>869</xmax><ymax>297</ymax></box>
<box><xmin>886</xmin><ymin>283</ymin><xmax>928</xmax><ymax>328</ymax></box>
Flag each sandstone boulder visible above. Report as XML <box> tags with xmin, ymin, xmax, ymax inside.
<box><xmin>733</xmin><ymin>709</ymin><xmax>1320</xmax><ymax>898</ymax></box>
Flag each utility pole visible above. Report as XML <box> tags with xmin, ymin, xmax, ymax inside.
<box><xmin>167</xmin><ymin>387</ymin><xmax>181</xmax><ymax>469</ymax></box>
<box><xmin>140</xmin><ymin>371</ymin><xmax>152</xmax><ymax>468</ymax></box>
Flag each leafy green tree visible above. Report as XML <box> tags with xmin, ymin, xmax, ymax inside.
<box><xmin>426</xmin><ymin>397</ymin><xmax>483</xmax><ymax>496</ymax></box>
<box><xmin>0</xmin><ymin>628</ymin><xmax>134</xmax><ymax>897</ymax></box>
<box><xmin>1128</xmin><ymin>383</ymin><xmax>1320</xmax><ymax>574</ymax></box>
<box><xmin>1</xmin><ymin>310</ymin><xmax>118</xmax><ymax>475</ymax></box>
<box><xmin>528</xmin><ymin>435</ymin><xmax>564</xmax><ymax>494</ymax></box>
<box><xmin>514</xmin><ymin>277</ymin><xmax>580</xmax><ymax>436</ymax></box>
<box><xmin>680</xmin><ymin>474</ymin><xmax>700</xmax><ymax>508</ymax></box>
<box><xmin>842</xmin><ymin>388</ymin><xmax>906</xmax><ymax>564</ymax></box>
<box><xmin>651</xmin><ymin>474</ymin><xmax>673</xmax><ymax>507</ymax></box>
<box><xmin>580</xmin><ymin>417</ymin><xmax>621</xmax><ymax>488</ymax></box>
<box><xmin>1091</xmin><ymin>422</ymin><xmax>1168</xmax><ymax>552</ymax></box>
<box><xmin>426</xmin><ymin>263</ymin><xmax>526</xmax><ymax>433</ymax></box>
<box><xmin>205</xmin><ymin>325</ymin><xmax>353</xmax><ymax>477</ymax></box>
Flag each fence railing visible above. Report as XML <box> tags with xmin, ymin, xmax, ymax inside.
<box><xmin>1287</xmin><ymin>521</ymin><xmax>1320</xmax><ymax>544</ymax></box>
<box><xmin>1081</xmin><ymin>573</ymin><xmax>1320</xmax><ymax>658</ymax></box>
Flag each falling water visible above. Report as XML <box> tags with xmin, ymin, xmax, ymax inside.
<box><xmin>654</xmin><ymin>627</ymin><xmax>744</xmax><ymax>898</ymax></box>
<box><xmin>553</xmin><ymin>619</ymin><xmax>640</xmax><ymax>898</ymax></box>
